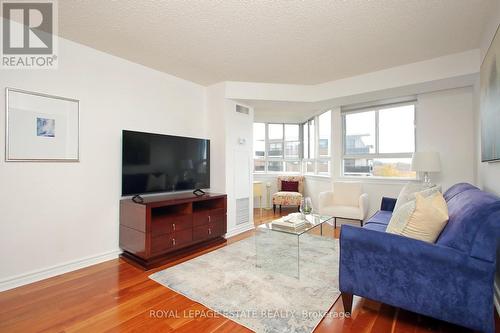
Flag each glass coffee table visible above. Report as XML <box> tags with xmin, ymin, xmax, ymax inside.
<box><xmin>255</xmin><ymin>214</ymin><xmax>334</xmax><ymax>279</ymax></box>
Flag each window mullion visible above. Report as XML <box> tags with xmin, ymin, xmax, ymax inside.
<box><xmin>265</xmin><ymin>123</ymin><xmax>269</xmax><ymax>173</ymax></box>
<box><xmin>375</xmin><ymin>109</ymin><xmax>380</xmax><ymax>155</ymax></box>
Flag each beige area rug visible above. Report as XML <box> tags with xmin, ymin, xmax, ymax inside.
<box><xmin>150</xmin><ymin>231</ymin><xmax>340</xmax><ymax>333</ymax></box>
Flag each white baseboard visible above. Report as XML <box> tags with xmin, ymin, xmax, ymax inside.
<box><xmin>495</xmin><ymin>281</ymin><xmax>500</xmax><ymax>315</ymax></box>
<box><xmin>226</xmin><ymin>223</ymin><xmax>255</xmax><ymax>238</ymax></box>
<box><xmin>0</xmin><ymin>249</ymin><xmax>121</xmax><ymax>292</ymax></box>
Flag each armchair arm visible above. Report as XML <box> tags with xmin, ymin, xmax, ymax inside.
<box><xmin>359</xmin><ymin>193</ymin><xmax>369</xmax><ymax>220</ymax></box>
<box><xmin>318</xmin><ymin>191</ymin><xmax>335</xmax><ymax>212</ymax></box>
<box><xmin>339</xmin><ymin>225</ymin><xmax>495</xmax><ymax>333</ymax></box>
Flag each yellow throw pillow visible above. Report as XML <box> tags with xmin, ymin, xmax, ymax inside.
<box><xmin>400</xmin><ymin>192</ymin><xmax>449</xmax><ymax>243</ymax></box>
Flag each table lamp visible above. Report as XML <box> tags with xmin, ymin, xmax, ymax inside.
<box><xmin>411</xmin><ymin>152</ymin><xmax>441</xmax><ymax>185</ymax></box>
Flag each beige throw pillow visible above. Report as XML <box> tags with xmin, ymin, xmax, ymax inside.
<box><xmin>387</xmin><ymin>192</ymin><xmax>449</xmax><ymax>243</ymax></box>
<box><xmin>393</xmin><ymin>183</ymin><xmax>441</xmax><ymax>211</ymax></box>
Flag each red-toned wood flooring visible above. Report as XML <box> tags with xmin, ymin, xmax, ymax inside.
<box><xmin>0</xmin><ymin>207</ymin><xmax>498</xmax><ymax>333</ymax></box>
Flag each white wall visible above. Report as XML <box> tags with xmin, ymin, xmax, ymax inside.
<box><xmin>416</xmin><ymin>87</ymin><xmax>476</xmax><ymax>190</ymax></box>
<box><xmin>224</xmin><ymin>99</ymin><xmax>255</xmax><ymax>236</ymax></box>
<box><xmin>206</xmin><ymin>84</ymin><xmax>255</xmax><ymax>236</ymax></box>
<box><xmin>0</xmin><ymin>36</ymin><xmax>208</xmax><ymax>290</ymax></box>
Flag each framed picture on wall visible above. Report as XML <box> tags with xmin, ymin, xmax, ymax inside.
<box><xmin>480</xmin><ymin>24</ymin><xmax>500</xmax><ymax>162</ymax></box>
<box><xmin>5</xmin><ymin>88</ymin><xmax>80</xmax><ymax>162</ymax></box>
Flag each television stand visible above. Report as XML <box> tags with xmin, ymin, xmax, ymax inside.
<box><xmin>119</xmin><ymin>192</ymin><xmax>227</xmax><ymax>269</ymax></box>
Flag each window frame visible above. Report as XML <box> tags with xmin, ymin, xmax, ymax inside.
<box><xmin>341</xmin><ymin>101</ymin><xmax>417</xmax><ymax>179</ymax></box>
<box><xmin>253</xmin><ymin>123</ymin><xmax>302</xmax><ymax>174</ymax></box>
<box><xmin>303</xmin><ymin>110</ymin><xmax>332</xmax><ymax>176</ymax></box>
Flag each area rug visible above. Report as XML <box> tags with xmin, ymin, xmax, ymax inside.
<box><xmin>149</xmin><ymin>232</ymin><xmax>340</xmax><ymax>333</ymax></box>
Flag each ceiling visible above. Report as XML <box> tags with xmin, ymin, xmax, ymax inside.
<box><xmin>59</xmin><ymin>0</ymin><xmax>493</xmax><ymax>86</ymax></box>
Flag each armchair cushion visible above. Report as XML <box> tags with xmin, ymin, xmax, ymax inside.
<box><xmin>281</xmin><ymin>180</ymin><xmax>299</xmax><ymax>192</ymax></box>
<box><xmin>320</xmin><ymin>205</ymin><xmax>364</xmax><ymax>220</ymax></box>
<box><xmin>272</xmin><ymin>191</ymin><xmax>302</xmax><ymax>206</ymax></box>
<box><xmin>319</xmin><ymin>182</ymin><xmax>369</xmax><ymax>221</ymax></box>
<box><xmin>332</xmin><ymin>182</ymin><xmax>363</xmax><ymax>207</ymax></box>
<box><xmin>277</xmin><ymin>175</ymin><xmax>304</xmax><ymax>194</ymax></box>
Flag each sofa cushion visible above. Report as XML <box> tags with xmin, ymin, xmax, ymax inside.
<box><xmin>363</xmin><ymin>222</ymin><xmax>388</xmax><ymax>232</ymax></box>
<box><xmin>394</xmin><ymin>182</ymin><xmax>428</xmax><ymax>211</ymax></box>
<box><xmin>398</xmin><ymin>192</ymin><xmax>449</xmax><ymax>243</ymax></box>
<box><xmin>394</xmin><ymin>184</ymin><xmax>441</xmax><ymax>211</ymax></box>
<box><xmin>438</xmin><ymin>186</ymin><xmax>500</xmax><ymax>257</ymax></box>
<box><xmin>366</xmin><ymin>210</ymin><xmax>392</xmax><ymax>225</ymax></box>
<box><xmin>386</xmin><ymin>199</ymin><xmax>416</xmax><ymax>234</ymax></box>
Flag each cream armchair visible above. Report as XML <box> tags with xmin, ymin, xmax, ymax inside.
<box><xmin>319</xmin><ymin>182</ymin><xmax>368</xmax><ymax>228</ymax></box>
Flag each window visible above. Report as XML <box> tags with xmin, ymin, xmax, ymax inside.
<box><xmin>317</xmin><ymin>111</ymin><xmax>331</xmax><ymax>174</ymax></box>
<box><xmin>253</xmin><ymin>123</ymin><xmax>266</xmax><ymax>172</ymax></box>
<box><xmin>303</xmin><ymin>110</ymin><xmax>331</xmax><ymax>175</ymax></box>
<box><xmin>284</xmin><ymin>124</ymin><xmax>300</xmax><ymax>158</ymax></box>
<box><xmin>253</xmin><ymin>123</ymin><xmax>301</xmax><ymax>173</ymax></box>
<box><xmin>342</xmin><ymin>103</ymin><xmax>416</xmax><ymax>178</ymax></box>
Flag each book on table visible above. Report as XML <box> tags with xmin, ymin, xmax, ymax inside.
<box><xmin>272</xmin><ymin>213</ymin><xmax>307</xmax><ymax>229</ymax></box>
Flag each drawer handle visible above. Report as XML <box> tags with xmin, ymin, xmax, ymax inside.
<box><xmin>208</xmin><ymin>215</ymin><xmax>211</xmax><ymax>222</ymax></box>
<box><xmin>172</xmin><ymin>223</ymin><xmax>176</xmax><ymax>231</ymax></box>
<box><xmin>172</xmin><ymin>238</ymin><xmax>176</xmax><ymax>246</ymax></box>
<box><xmin>208</xmin><ymin>228</ymin><xmax>211</xmax><ymax>235</ymax></box>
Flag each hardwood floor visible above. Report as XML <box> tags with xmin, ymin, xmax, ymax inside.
<box><xmin>0</xmin><ymin>207</ymin><xmax>498</xmax><ymax>333</ymax></box>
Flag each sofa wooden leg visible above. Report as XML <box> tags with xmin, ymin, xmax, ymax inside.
<box><xmin>279</xmin><ymin>205</ymin><xmax>282</xmax><ymax>213</ymax></box>
<box><xmin>297</xmin><ymin>205</ymin><xmax>300</xmax><ymax>212</ymax></box>
<box><xmin>334</xmin><ymin>217</ymin><xmax>337</xmax><ymax>229</ymax></box>
<box><xmin>273</xmin><ymin>204</ymin><xmax>276</xmax><ymax>214</ymax></box>
<box><xmin>360</xmin><ymin>219</ymin><xmax>363</xmax><ymax>227</ymax></box>
<box><xmin>341</xmin><ymin>292</ymin><xmax>353</xmax><ymax>314</ymax></box>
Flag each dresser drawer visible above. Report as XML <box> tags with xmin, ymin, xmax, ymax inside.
<box><xmin>171</xmin><ymin>229</ymin><xmax>193</xmax><ymax>249</ymax></box>
<box><xmin>152</xmin><ymin>214</ymin><xmax>192</xmax><ymax>236</ymax></box>
<box><xmin>193</xmin><ymin>225</ymin><xmax>211</xmax><ymax>241</ymax></box>
<box><xmin>193</xmin><ymin>220</ymin><xmax>226</xmax><ymax>241</ymax></box>
<box><xmin>151</xmin><ymin>229</ymin><xmax>193</xmax><ymax>256</ymax></box>
<box><xmin>193</xmin><ymin>209</ymin><xmax>226</xmax><ymax>227</ymax></box>
<box><xmin>151</xmin><ymin>233</ymin><xmax>173</xmax><ymax>256</ymax></box>
<box><xmin>193</xmin><ymin>211</ymin><xmax>210</xmax><ymax>227</ymax></box>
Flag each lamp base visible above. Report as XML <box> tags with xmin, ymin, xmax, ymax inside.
<box><xmin>422</xmin><ymin>172</ymin><xmax>435</xmax><ymax>187</ymax></box>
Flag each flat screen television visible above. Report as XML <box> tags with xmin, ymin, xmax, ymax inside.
<box><xmin>122</xmin><ymin>130</ymin><xmax>210</xmax><ymax>196</ymax></box>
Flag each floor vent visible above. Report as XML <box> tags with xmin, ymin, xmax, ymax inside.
<box><xmin>236</xmin><ymin>198</ymin><xmax>250</xmax><ymax>225</ymax></box>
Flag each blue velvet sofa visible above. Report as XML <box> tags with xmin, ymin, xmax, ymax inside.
<box><xmin>339</xmin><ymin>183</ymin><xmax>500</xmax><ymax>333</ymax></box>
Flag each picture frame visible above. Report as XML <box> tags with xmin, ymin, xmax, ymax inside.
<box><xmin>5</xmin><ymin>88</ymin><xmax>80</xmax><ymax>162</ymax></box>
<box><xmin>480</xmin><ymin>23</ymin><xmax>500</xmax><ymax>163</ymax></box>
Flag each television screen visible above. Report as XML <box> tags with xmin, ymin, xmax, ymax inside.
<box><xmin>122</xmin><ymin>130</ymin><xmax>210</xmax><ymax>196</ymax></box>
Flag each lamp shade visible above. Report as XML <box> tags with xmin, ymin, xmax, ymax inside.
<box><xmin>411</xmin><ymin>152</ymin><xmax>441</xmax><ymax>172</ymax></box>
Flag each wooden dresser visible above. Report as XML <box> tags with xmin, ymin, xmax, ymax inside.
<box><xmin>119</xmin><ymin>192</ymin><xmax>227</xmax><ymax>269</ymax></box>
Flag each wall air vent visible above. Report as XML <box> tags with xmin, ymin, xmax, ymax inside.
<box><xmin>235</xmin><ymin>104</ymin><xmax>250</xmax><ymax>115</ymax></box>
<box><xmin>235</xmin><ymin>198</ymin><xmax>250</xmax><ymax>225</ymax></box>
